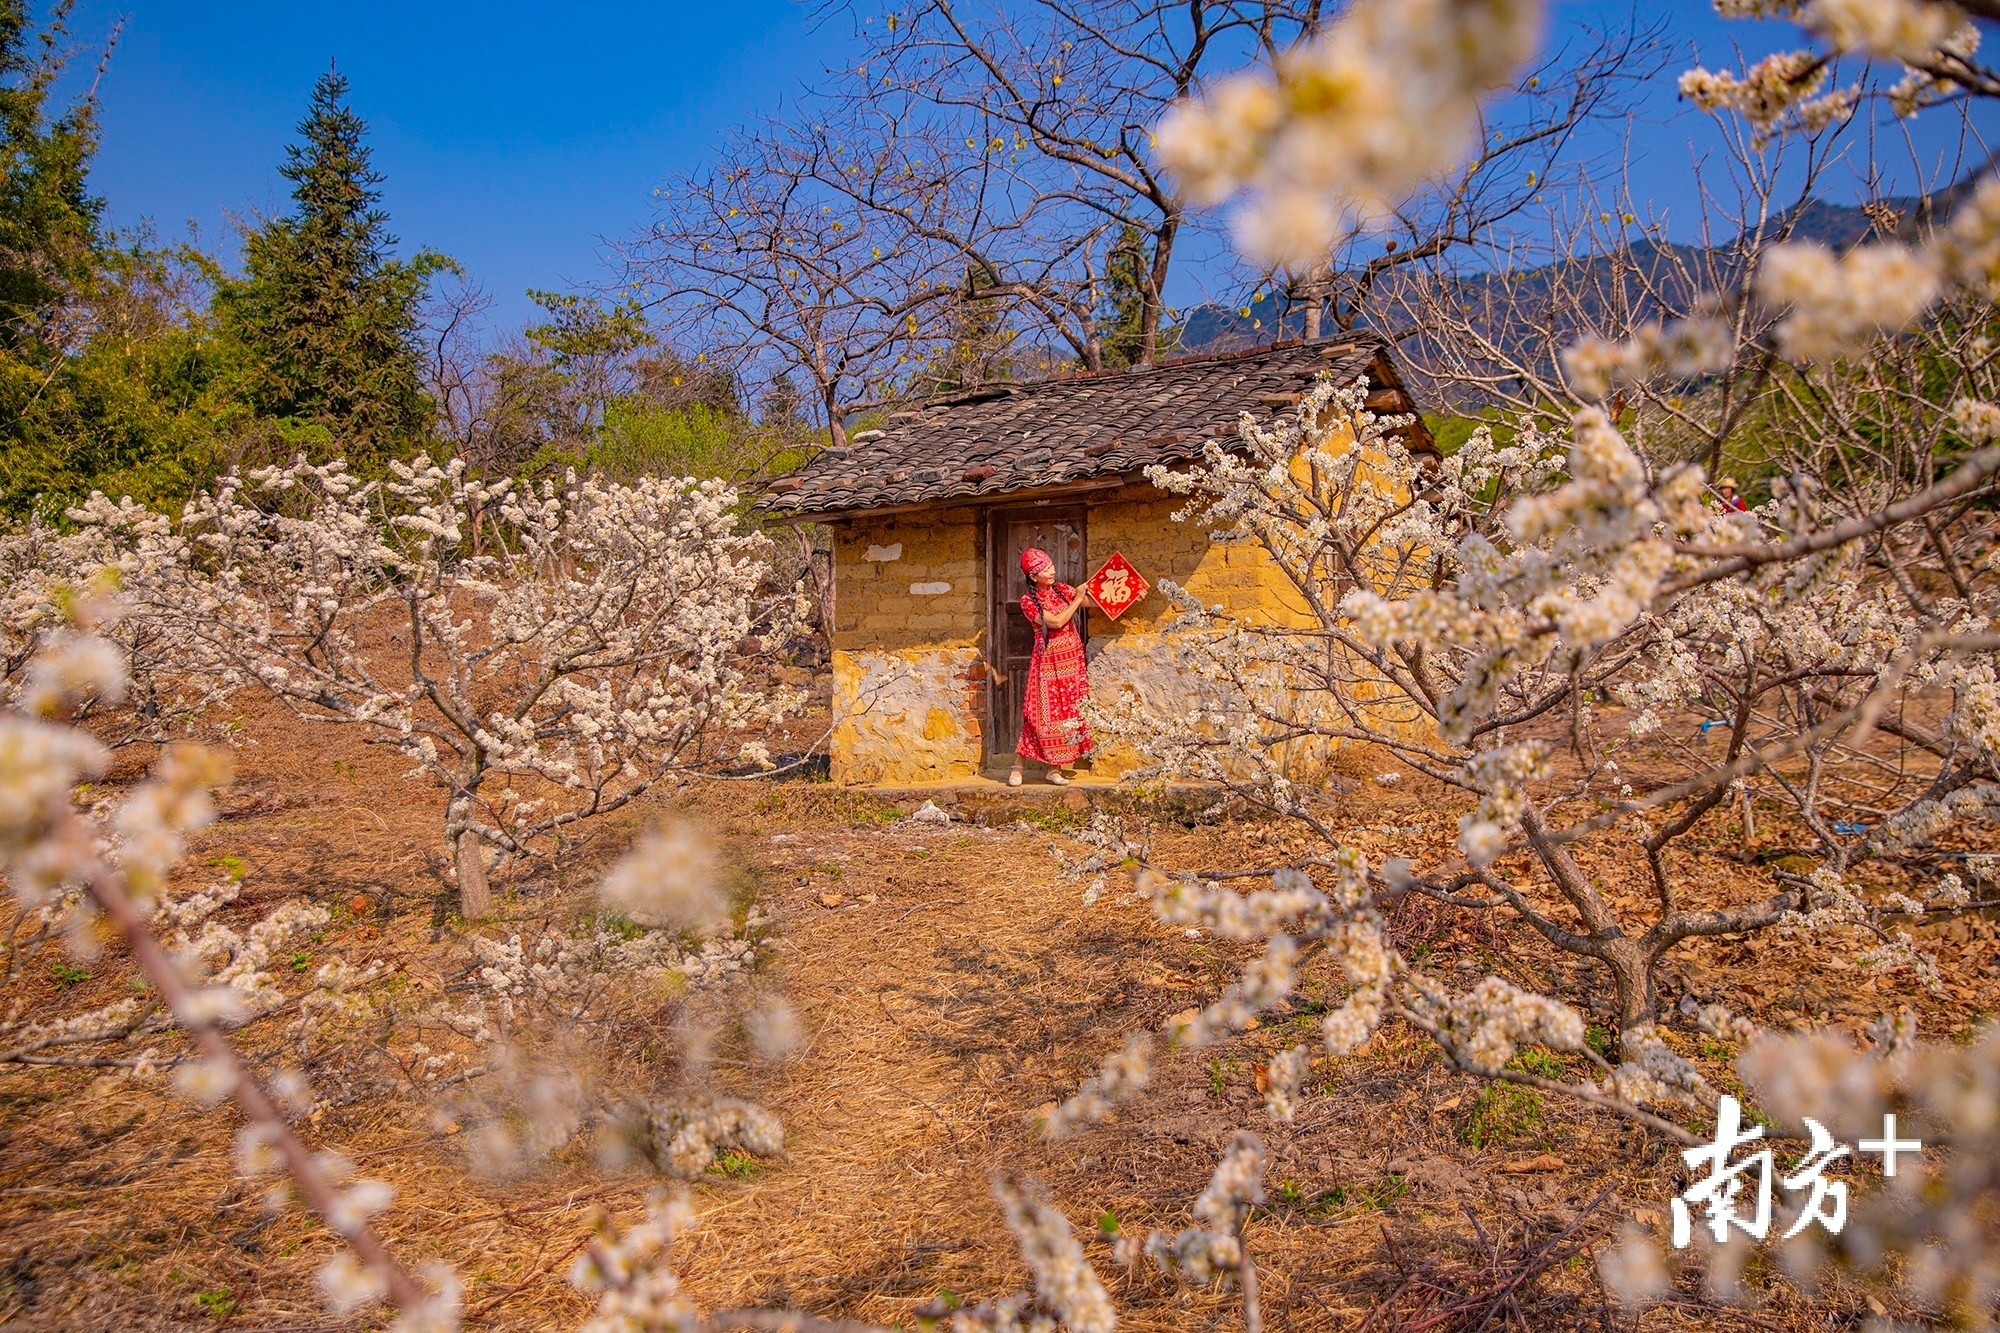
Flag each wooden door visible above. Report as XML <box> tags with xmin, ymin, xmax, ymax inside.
<box><xmin>988</xmin><ymin>509</ymin><xmax>1088</xmax><ymax>761</ymax></box>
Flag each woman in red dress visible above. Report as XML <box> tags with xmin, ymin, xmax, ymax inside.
<box><xmin>1008</xmin><ymin>547</ymin><xmax>1093</xmax><ymax>787</ymax></box>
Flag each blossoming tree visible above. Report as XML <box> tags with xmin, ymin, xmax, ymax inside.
<box><xmin>1059</xmin><ymin>0</ymin><xmax>2000</xmax><ymax>1310</ymax></box>
<box><xmin>2</xmin><ymin>516</ymin><xmax>235</xmax><ymax>747</ymax></box>
<box><xmin>78</xmin><ymin>456</ymin><xmax>804</xmax><ymax>915</ymax></box>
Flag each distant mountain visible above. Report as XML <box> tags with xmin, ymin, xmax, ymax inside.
<box><xmin>1783</xmin><ymin>196</ymin><xmax>1897</xmax><ymax>246</ymax></box>
<box><xmin>1168</xmin><ymin>303</ymin><xmax>1276</xmax><ymax>354</ymax></box>
<box><xmin>1168</xmin><ymin>197</ymin><xmax>1900</xmax><ymax>361</ymax></box>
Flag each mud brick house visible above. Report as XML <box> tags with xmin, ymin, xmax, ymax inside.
<box><xmin>763</xmin><ymin>334</ymin><xmax>1430</xmax><ymax>786</ymax></box>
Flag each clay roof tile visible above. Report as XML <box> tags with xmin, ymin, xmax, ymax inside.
<box><xmin>761</xmin><ymin>333</ymin><xmax>1428</xmax><ymax>519</ymax></box>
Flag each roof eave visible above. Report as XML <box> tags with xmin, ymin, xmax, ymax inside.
<box><xmin>762</xmin><ymin>472</ymin><xmax>1144</xmax><ymax>525</ymax></box>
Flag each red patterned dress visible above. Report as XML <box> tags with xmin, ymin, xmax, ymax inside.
<box><xmin>1018</xmin><ymin>583</ymin><xmax>1093</xmax><ymax>766</ymax></box>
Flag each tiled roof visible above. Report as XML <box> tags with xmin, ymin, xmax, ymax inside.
<box><xmin>762</xmin><ymin>333</ymin><xmax>1430</xmax><ymax>520</ymax></box>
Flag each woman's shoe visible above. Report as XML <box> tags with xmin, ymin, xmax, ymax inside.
<box><xmin>1048</xmin><ymin>771</ymin><xmax>1070</xmax><ymax>786</ymax></box>
<box><xmin>1007</xmin><ymin>769</ymin><xmax>1023</xmax><ymax>787</ymax></box>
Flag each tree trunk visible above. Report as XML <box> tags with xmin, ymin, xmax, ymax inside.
<box><xmin>1137</xmin><ymin>220</ymin><xmax>1178</xmax><ymax>365</ymax></box>
<box><xmin>824</xmin><ymin>386</ymin><xmax>848</xmax><ymax>448</ymax></box>
<box><xmin>450</xmin><ymin>790</ymin><xmax>491</xmax><ymax>916</ymax></box>
<box><xmin>455</xmin><ymin>829</ymin><xmax>491</xmax><ymax>918</ymax></box>
<box><xmin>1605</xmin><ymin>938</ymin><xmax>1658</xmax><ymax>1040</ymax></box>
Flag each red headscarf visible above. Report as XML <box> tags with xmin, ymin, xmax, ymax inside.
<box><xmin>1020</xmin><ymin>548</ymin><xmax>1055</xmax><ymax>579</ymax></box>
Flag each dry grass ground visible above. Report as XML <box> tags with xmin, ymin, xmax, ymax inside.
<box><xmin>2</xmin><ymin>695</ymin><xmax>1996</xmax><ymax>1331</ymax></box>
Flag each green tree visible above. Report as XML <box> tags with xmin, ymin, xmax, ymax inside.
<box><xmin>0</xmin><ymin>0</ymin><xmax>101</xmax><ymax>358</ymax></box>
<box><xmin>0</xmin><ymin>2</ymin><xmax>238</xmax><ymax>518</ymax></box>
<box><xmin>2</xmin><ymin>237</ymin><xmax>243</xmax><ymax>513</ymax></box>
<box><xmin>628</xmin><ymin>348</ymin><xmax>741</xmax><ymax>419</ymax></box>
<box><xmin>1097</xmin><ymin>227</ymin><xmax>1151</xmax><ymax>371</ymax></box>
<box><xmin>215</xmin><ymin>66</ymin><xmax>441</xmax><ymax>469</ymax></box>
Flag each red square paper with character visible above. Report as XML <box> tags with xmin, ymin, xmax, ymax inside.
<box><xmin>1084</xmin><ymin>552</ymin><xmax>1148</xmax><ymax>620</ymax></box>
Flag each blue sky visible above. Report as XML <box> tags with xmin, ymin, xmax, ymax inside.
<box><xmin>52</xmin><ymin>1</ymin><xmax>1997</xmax><ymax>332</ymax></box>
<box><xmin>60</xmin><ymin>0</ymin><xmax>837</xmax><ymax>328</ymax></box>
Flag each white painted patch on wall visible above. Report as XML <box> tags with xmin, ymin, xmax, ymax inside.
<box><xmin>910</xmin><ymin>581</ymin><xmax>952</xmax><ymax>596</ymax></box>
<box><xmin>864</xmin><ymin>543</ymin><xmax>904</xmax><ymax>562</ymax></box>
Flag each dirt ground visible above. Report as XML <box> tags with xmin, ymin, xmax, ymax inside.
<box><xmin>2</xmin><ymin>695</ymin><xmax>1996</xmax><ymax>1331</ymax></box>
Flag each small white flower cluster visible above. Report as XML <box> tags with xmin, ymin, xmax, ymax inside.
<box><xmin>1561</xmin><ymin>315</ymin><xmax>1739</xmax><ymax>399</ymax></box>
<box><xmin>1338</xmin><ymin>406</ymin><xmax>1681</xmax><ymax>749</ymax></box>
<box><xmin>1458</xmin><ymin>742</ymin><xmax>1553</xmax><ymax>866</ymax></box>
<box><xmin>0</xmin><ymin>519</ymin><xmax>233</xmax><ymax>747</ymax></box>
<box><xmin>1592</xmin><ymin>1023</ymin><xmax>1712</xmax><ymax>1108</ymax></box>
<box><xmin>1856</xmin><ymin>930</ymin><xmax>1946</xmax><ymax>992</ymax></box>
<box><xmin>1928</xmin><ymin>872</ymin><xmax>1972</xmax><ymax>908</ymax></box>
<box><xmin>1738</xmin><ymin>176</ymin><xmax>2000</xmax><ymax>363</ymax></box>
<box><xmin>1778</xmin><ymin>865</ymin><xmax>1874</xmax><ymax>935</ymax></box>
<box><xmin>1695</xmin><ymin>1002</ymin><xmax>1760</xmax><ymax>1047</ymax></box>
<box><xmin>453</xmin><ymin>1059</ymin><xmax>589</xmax><ymax>1180</ymax></box>
<box><xmin>1688</xmin><ymin>1</ymin><xmax>1980</xmax><ymax>138</ymax></box>
<box><xmin>1877</xmin><ymin>781</ymin><xmax>2000</xmax><ymax>849</ymax></box>
<box><xmin>1755</xmin><ymin>240</ymin><xmax>1944</xmax><ymax>361</ymax></box>
<box><xmin>465</xmin><ymin>918</ymin><xmax>760</xmax><ymax>1028</ymax></box>
<box><xmin>1175</xmin><ymin>934</ymin><xmax>1301</xmax><ymax>1047</ymax></box>
<box><xmin>1409</xmin><ymin>976</ymin><xmax>1588</xmax><ymax>1076</ymax></box>
<box><xmin>1952</xmin><ymin>396</ymin><xmax>2000</xmax><ymax>443</ymax></box>
<box><xmin>598</xmin><ymin>824</ymin><xmax>728</xmax><ymax>932</ymax></box>
<box><xmin>1319</xmin><ymin>917</ymin><xmax>1394</xmax><ymax>1058</ymax></box>
<box><xmin>1885</xmin><ymin>17</ymin><xmax>1984</xmax><ymax>113</ymax></box>
<box><xmin>1802</xmin><ymin>0</ymin><xmax>1966</xmax><ymax>62</ymax></box>
<box><xmin>609</xmin><ymin>1094</ymin><xmax>786</xmax><ymax>1181</ymax></box>
<box><xmin>1145</xmin><ymin>866</ymin><xmax>1327</xmax><ymax>940</ymax></box>
<box><xmin>1678</xmin><ymin>51</ymin><xmax>1854</xmax><ymax>142</ymax></box>
<box><xmin>1946</xmin><ymin>659</ymin><xmax>2000</xmax><ymax>754</ymax></box>
<box><xmin>984</xmin><ymin>1173</ymin><xmax>1117</xmax><ymax>1333</ymax></box>
<box><xmin>1141</xmin><ymin>1132</ymin><xmax>1265</xmax><ymax>1289</ymax></box>
<box><xmin>570</xmin><ymin>1188</ymin><xmax>701</xmax><ymax>1333</ymax></box>
<box><xmin>1045</xmin><ymin>1032</ymin><xmax>1153</xmax><ymax>1138</ymax></box>
<box><xmin>170</xmin><ymin>897</ymin><xmax>333</xmax><ymax>1023</ymax></box>
<box><xmin>1260</xmin><ymin>1044</ymin><xmax>1312</xmax><ymax>1121</ymax></box>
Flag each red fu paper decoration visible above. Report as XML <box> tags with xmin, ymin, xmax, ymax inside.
<box><xmin>1084</xmin><ymin>551</ymin><xmax>1148</xmax><ymax>620</ymax></box>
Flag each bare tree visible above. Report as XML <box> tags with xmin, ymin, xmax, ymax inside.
<box><xmin>422</xmin><ymin>280</ymin><xmax>576</xmax><ymax>481</ymax></box>
<box><xmin>1389</xmin><ymin>78</ymin><xmax>1995</xmax><ymax>469</ymax></box>
<box><xmin>793</xmin><ymin>91</ymin><xmax>1115</xmax><ymax>375</ymax></box>
<box><xmin>624</xmin><ymin>124</ymin><xmax>957</xmax><ymax>447</ymax></box>
<box><xmin>1389</xmin><ymin>114</ymin><xmax>1851</xmax><ymax>445</ymax></box>
<box><xmin>815</xmin><ymin>0</ymin><xmax>1327</xmax><ymax>369</ymax></box>
<box><xmin>806</xmin><ymin>2</ymin><xmax>1676</xmax><ymax>376</ymax></box>
<box><xmin>1271</xmin><ymin>13</ymin><xmax>1670</xmax><ymax>341</ymax></box>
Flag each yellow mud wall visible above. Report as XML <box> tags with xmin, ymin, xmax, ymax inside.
<box><xmin>1082</xmin><ymin>483</ymin><xmax>1318</xmax><ymax>778</ymax></box>
<box><xmin>1083</xmin><ymin>420</ymin><xmax>1420</xmax><ymax>784</ymax></box>
<box><xmin>826</xmin><ymin>487</ymin><xmax>1300</xmax><ymax>786</ymax></box>
<box><xmin>828</xmin><ymin>510</ymin><xmax>988</xmax><ymax>785</ymax></box>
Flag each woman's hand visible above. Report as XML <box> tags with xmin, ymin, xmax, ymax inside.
<box><xmin>1037</xmin><ymin>589</ymin><xmax>1089</xmax><ymax>630</ymax></box>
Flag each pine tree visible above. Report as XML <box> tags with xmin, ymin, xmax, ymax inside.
<box><xmin>1097</xmin><ymin>226</ymin><xmax>1152</xmax><ymax>371</ymax></box>
<box><xmin>216</xmin><ymin>66</ymin><xmax>439</xmax><ymax>467</ymax></box>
